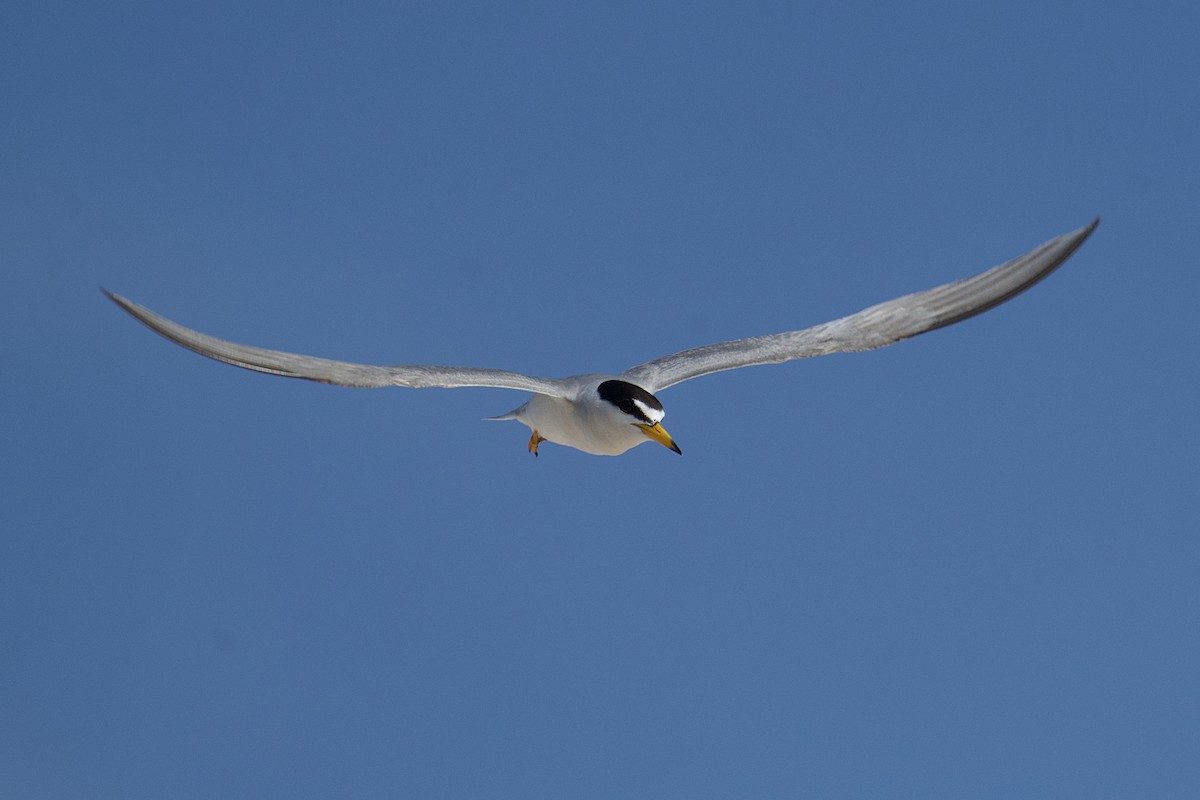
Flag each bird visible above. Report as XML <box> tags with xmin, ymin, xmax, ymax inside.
<box><xmin>105</xmin><ymin>219</ymin><xmax>1098</xmax><ymax>457</ymax></box>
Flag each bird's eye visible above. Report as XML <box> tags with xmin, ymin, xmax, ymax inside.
<box><xmin>619</xmin><ymin>399</ymin><xmax>634</xmax><ymax>414</ymax></box>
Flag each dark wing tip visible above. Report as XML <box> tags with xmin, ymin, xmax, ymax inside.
<box><xmin>102</xmin><ymin>287</ymin><xmax>142</xmax><ymax>317</ymax></box>
<box><xmin>924</xmin><ymin>216</ymin><xmax>1101</xmax><ymax>334</ymax></box>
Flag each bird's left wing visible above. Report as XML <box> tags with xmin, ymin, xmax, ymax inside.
<box><xmin>105</xmin><ymin>290</ymin><xmax>573</xmax><ymax>396</ymax></box>
<box><xmin>623</xmin><ymin>219</ymin><xmax>1098</xmax><ymax>393</ymax></box>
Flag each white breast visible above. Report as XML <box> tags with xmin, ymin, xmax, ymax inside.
<box><xmin>510</xmin><ymin>391</ymin><xmax>650</xmax><ymax>456</ymax></box>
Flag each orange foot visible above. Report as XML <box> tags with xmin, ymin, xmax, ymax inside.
<box><xmin>527</xmin><ymin>430</ymin><xmax>547</xmax><ymax>457</ymax></box>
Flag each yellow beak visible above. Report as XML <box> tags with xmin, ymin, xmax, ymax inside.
<box><xmin>635</xmin><ymin>422</ymin><xmax>682</xmax><ymax>455</ymax></box>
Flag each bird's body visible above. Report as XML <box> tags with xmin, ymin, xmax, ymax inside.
<box><xmin>497</xmin><ymin>381</ymin><xmax>633</xmax><ymax>456</ymax></box>
<box><xmin>106</xmin><ymin>219</ymin><xmax>1098</xmax><ymax>457</ymax></box>
<box><xmin>492</xmin><ymin>378</ymin><xmax>680</xmax><ymax>456</ymax></box>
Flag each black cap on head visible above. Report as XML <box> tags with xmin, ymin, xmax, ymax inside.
<box><xmin>596</xmin><ymin>380</ymin><xmax>663</xmax><ymax>424</ymax></box>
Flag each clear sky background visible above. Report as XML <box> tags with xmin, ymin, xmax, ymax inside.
<box><xmin>2</xmin><ymin>2</ymin><xmax>1197</xmax><ymax>798</ymax></box>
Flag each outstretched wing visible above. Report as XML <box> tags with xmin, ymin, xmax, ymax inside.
<box><xmin>105</xmin><ymin>290</ymin><xmax>572</xmax><ymax>396</ymax></box>
<box><xmin>623</xmin><ymin>219</ymin><xmax>1098</xmax><ymax>393</ymax></box>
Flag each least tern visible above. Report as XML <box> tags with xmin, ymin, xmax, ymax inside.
<box><xmin>106</xmin><ymin>219</ymin><xmax>1097</xmax><ymax>457</ymax></box>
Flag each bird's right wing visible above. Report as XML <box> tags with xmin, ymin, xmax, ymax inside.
<box><xmin>105</xmin><ymin>290</ymin><xmax>573</xmax><ymax>397</ymax></box>
<box><xmin>623</xmin><ymin>220</ymin><xmax>1098</xmax><ymax>393</ymax></box>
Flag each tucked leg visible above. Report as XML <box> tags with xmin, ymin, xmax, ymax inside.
<box><xmin>527</xmin><ymin>430</ymin><xmax>547</xmax><ymax>456</ymax></box>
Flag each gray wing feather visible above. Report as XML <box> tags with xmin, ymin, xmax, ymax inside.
<box><xmin>623</xmin><ymin>219</ymin><xmax>1098</xmax><ymax>393</ymax></box>
<box><xmin>104</xmin><ymin>290</ymin><xmax>572</xmax><ymax>396</ymax></box>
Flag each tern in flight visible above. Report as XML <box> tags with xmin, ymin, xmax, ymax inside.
<box><xmin>106</xmin><ymin>219</ymin><xmax>1098</xmax><ymax>456</ymax></box>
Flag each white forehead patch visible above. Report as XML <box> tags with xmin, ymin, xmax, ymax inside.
<box><xmin>633</xmin><ymin>398</ymin><xmax>664</xmax><ymax>424</ymax></box>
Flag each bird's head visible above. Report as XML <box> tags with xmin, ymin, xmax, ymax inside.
<box><xmin>596</xmin><ymin>379</ymin><xmax>682</xmax><ymax>454</ymax></box>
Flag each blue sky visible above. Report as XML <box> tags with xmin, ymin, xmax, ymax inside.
<box><xmin>2</xmin><ymin>2</ymin><xmax>1197</xmax><ymax>797</ymax></box>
